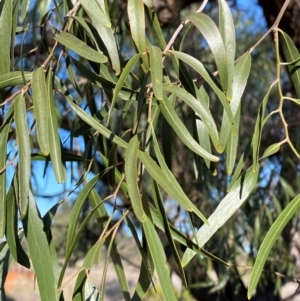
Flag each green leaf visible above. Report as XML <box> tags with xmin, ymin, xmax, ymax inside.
<box><xmin>188</xmin><ymin>13</ymin><xmax>228</xmax><ymax>94</ymax></box>
<box><xmin>151</xmin><ymin>180</ymin><xmax>187</xmax><ymax>287</ymax></box>
<box><xmin>143</xmin><ymin>215</ymin><xmax>177</xmax><ymax>301</ymax></box>
<box><xmin>261</xmin><ymin>142</ymin><xmax>281</xmax><ymax>160</ymax></box>
<box><xmin>0</xmin><ymin>242</ymin><xmax>12</xmax><ymax>301</ymax></box>
<box><xmin>0</xmin><ymin>0</ymin><xmax>12</xmax><ymax>74</ymax></box>
<box><xmin>280</xmin><ymin>31</ymin><xmax>300</xmax><ymax>99</ymax></box>
<box><xmin>47</xmin><ymin>70</ymin><xmax>66</xmax><ymax>183</ymax></box>
<box><xmin>138</xmin><ymin>149</ymin><xmax>209</xmax><ymax>224</ymax></box>
<box><xmin>247</xmin><ymin>194</ymin><xmax>300</xmax><ymax>299</ymax></box>
<box><xmin>6</xmin><ymin>184</ymin><xmax>30</xmax><ymax>268</ymax></box>
<box><xmin>169</xmin><ymin>51</ymin><xmax>233</xmax><ymax>123</ymax></box>
<box><xmin>182</xmin><ymin>166</ymin><xmax>259</xmax><ymax>266</ymax></box>
<box><xmin>66</xmin><ymin>174</ymin><xmax>100</xmax><ymax>255</ymax></box>
<box><xmin>83</xmin><ymin>237</ymin><xmax>106</xmax><ymax>269</ymax></box>
<box><xmin>109</xmin><ymin>53</ymin><xmax>142</xmax><ymax>122</ymax></box>
<box><xmin>15</xmin><ymin>92</ymin><xmax>30</xmax><ymax>218</ymax></box>
<box><xmin>125</xmin><ymin>136</ymin><xmax>145</xmax><ymax>222</ymax></box>
<box><xmin>55</xmin><ymin>31</ymin><xmax>107</xmax><ymax>63</ymax></box>
<box><xmin>0</xmin><ymin>114</ymin><xmax>12</xmax><ymax>238</ymax></box>
<box><xmin>218</xmin><ymin>0</ymin><xmax>236</xmax><ymax>100</ymax></box>
<box><xmin>149</xmin><ymin>46</ymin><xmax>163</xmax><ymax>100</ymax></box>
<box><xmin>0</xmin><ymin>71</ymin><xmax>32</xmax><ymax>89</ymax></box>
<box><xmin>22</xmin><ymin>191</ymin><xmax>57</xmax><ymax>301</ymax></box>
<box><xmin>32</xmin><ymin>67</ymin><xmax>50</xmax><ymax>155</ymax></box>
<box><xmin>78</xmin><ymin>0</ymin><xmax>111</xmax><ymax>28</ymax></box>
<box><xmin>159</xmin><ymin>94</ymin><xmax>219</xmax><ymax>162</ymax></box>
<box><xmin>80</xmin><ymin>2</ymin><xmax>120</xmax><ymax>74</ymax></box>
<box><xmin>89</xmin><ymin>190</ymin><xmax>131</xmax><ymax>301</ymax></box>
<box><xmin>21</xmin><ymin>0</ymin><xmax>29</xmax><ymax>20</ymax></box>
<box><xmin>128</xmin><ymin>0</ymin><xmax>148</xmax><ymax>71</ymax></box>
<box><xmin>220</xmin><ymin>53</ymin><xmax>251</xmax><ymax>153</ymax></box>
<box><xmin>252</xmin><ymin>83</ymin><xmax>275</xmax><ymax>170</ymax></box>
<box><xmin>164</xmin><ymin>84</ymin><xmax>220</xmax><ymax>151</ymax></box>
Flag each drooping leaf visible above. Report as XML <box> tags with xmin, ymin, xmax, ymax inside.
<box><xmin>280</xmin><ymin>31</ymin><xmax>300</xmax><ymax>99</ymax></box>
<box><xmin>55</xmin><ymin>31</ymin><xmax>108</xmax><ymax>63</ymax></box>
<box><xmin>169</xmin><ymin>51</ymin><xmax>233</xmax><ymax>123</ymax></box>
<box><xmin>0</xmin><ymin>0</ymin><xmax>12</xmax><ymax>75</ymax></box>
<box><xmin>125</xmin><ymin>136</ymin><xmax>145</xmax><ymax>222</ymax></box>
<box><xmin>0</xmin><ymin>114</ymin><xmax>12</xmax><ymax>238</ymax></box>
<box><xmin>159</xmin><ymin>94</ymin><xmax>219</xmax><ymax>162</ymax></box>
<box><xmin>182</xmin><ymin>166</ymin><xmax>259</xmax><ymax>266</ymax></box>
<box><xmin>164</xmin><ymin>84</ymin><xmax>220</xmax><ymax>151</ymax></box>
<box><xmin>0</xmin><ymin>72</ymin><xmax>32</xmax><ymax>89</ymax></box>
<box><xmin>218</xmin><ymin>0</ymin><xmax>236</xmax><ymax>100</ymax></box>
<box><xmin>188</xmin><ymin>13</ymin><xmax>228</xmax><ymax>94</ymax></box>
<box><xmin>6</xmin><ymin>184</ymin><xmax>30</xmax><ymax>268</ymax></box>
<box><xmin>143</xmin><ymin>215</ymin><xmax>177</xmax><ymax>301</ymax></box>
<box><xmin>32</xmin><ymin>67</ymin><xmax>50</xmax><ymax>155</ymax></box>
<box><xmin>47</xmin><ymin>70</ymin><xmax>66</xmax><ymax>183</ymax></box>
<box><xmin>149</xmin><ymin>45</ymin><xmax>163</xmax><ymax>100</ymax></box>
<box><xmin>14</xmin><ymin>92</ymin><xmax>30</xmax><ymax>218</ymax></box>
<box><xmin>138</xmin><ymin>149</ymin><xmax>209</xmax><ymax>224</ymax></box>
<box><xmin>248</xmin><ymin>194</ymin><xmax>300</xmax><ymax>299</ymax></box>
<box><xmin>128</xmin><ymin>0</ymin><xmax>148</xmax><ymax>71</ymax></box>
<box><xmin>22</xmin><ymin>191</ymin><xmax>57</xmax><ymax>301</ymax></box>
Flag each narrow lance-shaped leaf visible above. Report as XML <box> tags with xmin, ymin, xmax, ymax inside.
<box><xmin>182</xmin><ymin>166</ymin><xmax>259</xmax><ymax>266</ymax></box>
<box><xmin>125</xmin><ymin>136</ymin><xmax>145</xmax><ymax>222</ymax></box>
<box><xmin>108</xmin><ymin>53</ymin><xmax>142</xmax><ymax>123</ymax></box>
<box><xmin>0</xmin><ymin>71</ymin><xmax>32</xmax><ymax>89</ymax></box>
<box><xmin>5</xmin><ymin>183</ymin><xmax>30</xmax><ymax>268</ymax></box>
<box><xmin>280</xmin><ymin>31</ymin><xmax>300</xmax><ymax>99</ymax></box>
<box><xmin>164</xmin><ymin>84</ymin><xmax>220</xmax><ymax>151</ymax></box>
<box><xmin>149</xmin><ymin>45</ymin><xmax>163</xmax><ymax>100</ymax></box>
<box><xmin>138</xmin><ymin>150</ymin><xmax>209</xmax><ymax>224</ymax></box>
<box><xmin>47</xmin><ymin>70</ymin><xmax>66</xmax><ymax>183</ymax></box>
<box><xmin>79</xmin><ymin>1</ymin><xmax>120</xmax><ymax>74</ymax></box>
<box><xmin>188</xmin><ymin>13</ymin><xmax>228</xmax><ymax>95</ymax></box>
<box><xmin>55</xmin><ymin>31</ymin><xmax>108</xmax><ymax>63</ymax></box>
<box><xmin>261</xmin><ymin>142</ymin><xmax>282</xmax><ymax>160</ymax></box>
<box><xmin>21</xmin><ymin>0</ymin><xmax>30</xmax><ymax>20</ymax></box>
<box><xmin>128</xmin><ymin>0</ymin><xmax>148</xmax><ymax>72</ymax></box>
<box><xmin>220</xmin><ymin>53</ymin><xmax>251</xmax><ymax>153</ymax></box>
<box><xmin>169</xmin><ymin>51</ymin><xmax>233</xmax><ymax>123</ymax></box>
<box><xmin>159</xmin><ymin>94</ymin><xmax>219</xmax><ymax>162</ymax></box>
<box><xmin>22</xmin><ymin>191</ymin><xmax>57</xmax><ymax>301</ymax></box>
<box><xmin>32</xmin><ymin>67</ymin><xmax>50</xmax><ymax>155</ymax></box>
<box><xmin>15</xmin><ymin>93</ymin><xmax>31</xmax><ymax>218</ymax></box>
<box><xmin>143</xmin><ymin>215</ymin><xmax>177</xmax><ymax>301</ymax></box>
<box><xmin>0</xmin><ymin>0</ymin><xmax>12</xmax><ymax>74</ymax></box>
<box><xmin>78</xmin><ymin>0</ymin><xmax>111</xmax><ymax>27</ymax></box>
<box><xmin>248</xmin><ymin>194</ymin><xmax>300</xmax><ymax>299</ymax></box>
<box><xmin>0</xmin><ymin>115</ymin><xmax>12</xmax><ymax>238</ymax></box>
<box><xmin>218</xmin><ymin>0</ymin><xmax>236</xmax><ymax>100</ymax></box>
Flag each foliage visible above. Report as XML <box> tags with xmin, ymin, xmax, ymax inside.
<box><xmin>0</xmin><ymin>0</ymin><xmax>300</xmax><ymax>300</ymax></box>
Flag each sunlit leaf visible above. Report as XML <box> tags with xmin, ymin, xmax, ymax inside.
<box><xmin>32</xmin><ymin>67</ymin><xmax>50</xmax><ymax>155</ymax></box>
<box><xmin>182</xmin><ymin>166</ymin><xmax>259</xmax><ymax>266</ymax></box>
<box><xmin>128</xmin><ymin>0</ymin><xmax>148</xmax><ymax>71</ymax></box>
<box><xmin>218</xmin><ymin>0</ymin><xmax>236</xmax><ymax>100</ymax></box>
<box><xmin>55</xmin><ymin>31</ymin><xmax>107</xmax><ymax>63</ymax></box>
<box><xmin>261</xmin><ymin>142</ymin><xmax>281</xmax><ymax>160</ymax></box>
<box><xmin>248</xmin><ymin>194</ymin><xmax>300</xmax><ymax>299</ymax></box>
<box><xmin>0</xmin><ymin>71</ymin><xmax>32</xmax><ymax>89</ymax></box>
<box><xmin>14</xmin><ymin>92</ymin><xmax>30</xmax><ymax>218</ymax></box>
<box><xmin>143</xmin><ymin>215</ymin><xmax>177</xmax><ymax>301</ymax></box>
<box><xmin>188</xmin><ymin>13</ymin><xmax>228</xmax><ymax>94</ymax></box>
<box><xmin>159</xmin><ymin>94</ymin><xmax>219</xmax><ymax>162</ymax></box>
